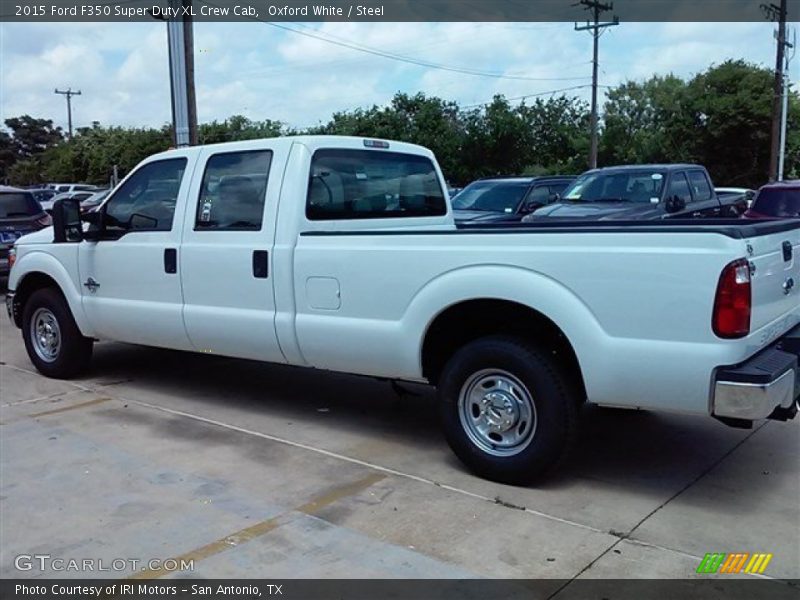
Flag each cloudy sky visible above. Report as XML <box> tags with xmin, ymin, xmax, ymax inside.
<box><xmin>0</xmin><ymin>20</ymin><xmax>786</xmax><ymax>133</ymax></box>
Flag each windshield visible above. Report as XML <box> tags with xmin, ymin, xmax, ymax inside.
<box><xmin>452</xmin><ymin>180</ymin><xmax>531</xmax><ymax>212</ymax></box>
<box><xmin>0</xmin><ymin>192</ymin><xmax>42</xmax><ymax>218</ymax></box>
<box><xmin>753</xmin><ymin>188</ymin><xmax>800</xmax><ymax>217</ymax></box>
<box><xmin>562</xmin><ymin>171</ymin><xmax>666</xmax><ymax>203</ymax></box>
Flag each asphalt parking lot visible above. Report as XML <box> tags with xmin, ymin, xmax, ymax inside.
<box><xmin>0</xmin><ymin>286</ymin><xmax>798</xmax><ymax>587</ymax></box>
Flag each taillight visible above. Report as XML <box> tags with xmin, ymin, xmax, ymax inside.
<box><xmin>8</xmin><ymin>246</ymin><xmax>16</xmax><ymax>270</ymax></box>
<box><xmin>713</xmin><ymin>258</ymin><xmax>751</xmax><ymax>338</ymax></box>
<box><xmin>36</xmin><ymin>214</ymin><xmax>52</xmax><ymax>227</ymax></box>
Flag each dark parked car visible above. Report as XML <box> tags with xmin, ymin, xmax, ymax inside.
<box><xmin>0</xmin><ymin>186</ymin><xmax>51</xmax><ymax>276</ymax></box>
<box><xmin>453</xmin><ymin>176</ymin><xmax>576</xmax><ymax>224</ymax></box>
<box><xmin>745</xmin><ymin>181</ymin><xmax>800</xmax><ymax>219</ymax></box>
<box><xmin>524</xmin><ymin>165</ymin><xmax>746</xmax><ymax>222</ymax></box>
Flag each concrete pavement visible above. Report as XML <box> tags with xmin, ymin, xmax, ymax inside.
<box><xmin>0</xmin><ymin>300</ymin><xmax>798</xmax><ymax>585</ymax></box>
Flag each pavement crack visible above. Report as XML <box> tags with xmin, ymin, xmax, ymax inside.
<box><xmin>494</xmin><ymin>496</ymin><xmax>526</xmax><ymax>511</ymax></box>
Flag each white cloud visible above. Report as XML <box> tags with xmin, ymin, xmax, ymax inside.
<box><xmin>0</xmin><ymin>20</ymin><xmax>782</xmax><ymax>133</ymax></box>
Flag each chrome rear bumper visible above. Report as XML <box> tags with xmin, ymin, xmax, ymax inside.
<box><xmin>713</xmin><ymin>324</ymin><xmax>800</xmax><ymax>422</ymax></box>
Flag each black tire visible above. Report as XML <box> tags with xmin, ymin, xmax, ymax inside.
<box><xmin>438</xmin><ymin>336</ymin><xmax>578</xmax><ymax>485</ymax></box>
<box><xmin>22</xmin><ymin>287</ymin><xmax>93</xmax><ymax>379</ymax></box>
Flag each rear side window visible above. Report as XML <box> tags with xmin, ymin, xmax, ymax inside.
<box><xmin>667</xmin><ymin>173</ymin><xmax>692</xmax><ymax>204</ymax></box>
<box><xmin>688</xmin><ymin>171</ymin><xmax>712</xmax><ymax>201</ymax></box>
<box><xmin>196</xmin><ymin>150</ymin><xmax>272</xmax><ymax>231</ymax></box>
<box><xmin>307</xmin><ymin>149</ymin><xmax>446</xmax><ymax>220</ymax></box>
<box><xmin>0</xmin><ymin>192</ymin><xmax>41</xmax><ymax>217</ymax></box>
<box><xmin>753</xmin><ymin>188</ymin><xmax>800</xmax><ymax>217</ymax></box>
<box><xmin>104</xmin><ymin>158</ymin><xmax>187</xmax><ymax>233</ymax></box>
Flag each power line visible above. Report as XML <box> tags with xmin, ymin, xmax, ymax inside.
<box><xmin>574</xmin><ymin>0</ymin><xmax>620</xmax><ymax>170</ymax></box>
<box><xmin>461</xmin><ymin>84</ymin><xmax>605</xmax><ymax>109</ymax></box>
<box><xmin>196</xmin><ymin>0</ymin><xmax>591</xmax><ymax>83</ymax></box>
<box><xmin>54</xmin><ymin>88</ymin><xmax>81</xmax><ymax>138</ymax></box>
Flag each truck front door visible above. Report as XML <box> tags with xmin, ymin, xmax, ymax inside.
<box><xmin>78</xmin><ymin>156</ymin><xmax>194</xmax><ymax>349</ymax></box>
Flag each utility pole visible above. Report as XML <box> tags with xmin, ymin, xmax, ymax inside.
<box><xmin>777</xmin><ymin>28</ymin><xmax>795</xmax><ymax>181</ymax></box>
<box><xmin>54</xmin><ymin>88</ymin><xmax>81</xmax><ymax>138</ymax></box>
<box><xmin>164</xmin><ymin>0</ymin><xmax>197</xmax><ymax>147</ymax></box>
<box><xmin>575</xmin><ymin>1</ymin><xmax>619</xmax><ymax>170</ymax></box>
<box><xmin>762</xmin><ymin>0</ymin><xmax>788</xmax><ymax>181</ymax></box>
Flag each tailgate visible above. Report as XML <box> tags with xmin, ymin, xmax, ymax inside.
<box><xmin>747</xmin><ymin>222</ymin><xmax>800</xmax><ymax>333</ymax></box>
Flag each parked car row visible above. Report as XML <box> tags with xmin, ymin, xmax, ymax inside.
<box><xmin>454</xmin><ymin>164</ymin><xmax>798</xmax><ymax>226</ymax></box>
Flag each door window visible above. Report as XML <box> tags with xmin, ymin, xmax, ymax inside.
<box><xmin>196</xmin><ymin>150</ymin><xmax>272</xmax><ymax>230</ymax></box>
<box><xmin>667</xmin><ymin>173</ymin><xmax>692</xmax><ymax>204</ymax></box>
<box><xmin>104</xmin><ymin>158</ymin><xmax>187</xmax><ymax>235</ymax></box>
<box><xmin>687</xmin><ymin>171</ymin><xmax>713</xmax><ymax>201</ymax></box>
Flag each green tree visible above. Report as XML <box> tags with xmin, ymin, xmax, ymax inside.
<box><xmin>4</xmin><ymin>115</ymin><xmax>63</xmax><ymax>159</ymax></box>
<box><xmin>686</xmin><ymin>59</ymin><xmax>797</xmax><ymax>186</ymax></box>
<box><xmin>600</xmin><ymin>74</ymin><xmax>693</xmax><ymax>166</ymax></box>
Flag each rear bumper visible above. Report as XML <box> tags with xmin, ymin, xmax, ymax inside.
<box><xmin>713</xmin><ymin>325</ymin><xmax>800</xmax><ymax>421</ymax></box>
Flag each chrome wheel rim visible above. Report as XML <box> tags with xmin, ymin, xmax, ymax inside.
<box><xmin>458</xmin><ymin>369</ymin><xmax>537</xmax><ymax>457</ymax></box>
<box><xmin>30</xmin><ymin>308</ymin><xmax>61</xmax><ymax>363</ymax></box>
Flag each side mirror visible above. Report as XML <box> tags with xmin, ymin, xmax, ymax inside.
<box><xmin>664</xmin><ymin>195</ymin><xmax>686</xmax><ymax>214</ymax></box>
<box><xmin>52</xmin><ymin>198</ymin><xmax>83</xmax><ymax>243</ymax></box>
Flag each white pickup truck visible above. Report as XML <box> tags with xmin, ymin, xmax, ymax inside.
<box><xmin>6</xmin><ymin>136</ymin><xmax>800</xmax><ymax>484</ymax></box>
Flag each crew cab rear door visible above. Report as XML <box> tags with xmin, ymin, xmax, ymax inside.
<box><xmin>179</xmin><ymin>144</ymin><xmax>286</xmax><ymax>363</ymax></box>
<box><xmin>747</xmin><ymin>223</ymin><xmax>800</xmax><ymax>335</ymax></box>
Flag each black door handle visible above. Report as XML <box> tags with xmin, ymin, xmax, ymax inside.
<box><xmin>252</xmin><ymin>250</ymin><xmax>269</xmax><ymax>278</ymax></box>
<box><xmin>164</xmin><ymin>248</ymin><xmax>177</xmax><ymax>274</ymax></box>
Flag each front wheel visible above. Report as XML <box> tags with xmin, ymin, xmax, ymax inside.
<box><xmin>438</xmin><ymin>336</ymin><xmax>578</xmax><ymax>485</ymax></box>
<box><xmin>22</xmin><ymin>288</ymin><xmax>93</xmax><ymax>379</ymax></box>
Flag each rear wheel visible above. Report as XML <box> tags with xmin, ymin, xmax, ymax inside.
<box><xmin>22</xmin><ymin>288</ymin><xmax>93</xmax><ymax>379</ymax></box>
<box><xmin>438</xmin><ymin>336</ymin><xmax>578</xmax><ymax>485</ymax></box>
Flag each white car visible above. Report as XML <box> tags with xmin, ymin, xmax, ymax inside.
<box><xmin>6</xmin><ymin>136</ymin><xmax>800</xmax><ymax>484</ymax></box>
<box><xmin>40</xmin><ymin>190</ymin><xmax>96</xmax><ymax>213</ymax></box>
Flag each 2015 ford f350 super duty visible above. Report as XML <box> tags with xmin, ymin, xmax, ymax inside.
<box><xmin>6</xmin><ymin>136</ymin><xmax>800</xmax><ymax>484</ymax></box>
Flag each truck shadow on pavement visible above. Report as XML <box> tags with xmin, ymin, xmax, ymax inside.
<box><xmin>82</xmin><ymin>341</ymin><xmax>794</xmax><ymax>494</ymax></box>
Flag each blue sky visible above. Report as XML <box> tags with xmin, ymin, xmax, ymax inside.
<box><xmin>0</xmin><ymin>21</ymin><xmax>788</xmax><ymax>133</ymax></box>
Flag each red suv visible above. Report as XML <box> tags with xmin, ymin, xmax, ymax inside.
<box><xmin>745</xmin><ymin>181</ymin><xmax>800</xmax><ymax>219</ymax></box>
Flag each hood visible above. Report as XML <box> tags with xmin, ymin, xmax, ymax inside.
<box><xmin>454</xmin><ymin>210</ymin><xmax>524</xmax><ymax>223</ymax></box>
<box><xmin>526</xmin><ymin>201</ymin><xmax>663</xmax><ymax>221</ymax></box>
<box><xmin>15</xmin><ymin>227</ymin><xmax>53</xmax><ymax>245</ymax></box>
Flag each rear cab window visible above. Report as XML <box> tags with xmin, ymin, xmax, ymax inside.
<box><xmin>753</xmin><ymin>188</ymin><xmax>800</xmax><ymax>217</ymax></box>
<box><xmin>306</xmin><ymin>149</ymin><xmax>446</xmax><ymax>220</ymax></box>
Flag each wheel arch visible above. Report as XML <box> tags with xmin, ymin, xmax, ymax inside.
<box><xmin>409</xmin><ymin>265</ymin><xmax>605</xmax><ymax>399</ymax></box>
<box><xmin>9</xmin><ymin>252</ymin><xmax>91</xmax><ymax>335</ymax></box>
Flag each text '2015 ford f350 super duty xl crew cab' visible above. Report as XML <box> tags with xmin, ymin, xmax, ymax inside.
<box><xmin>5</xmin><ymin>136</ymin><xmax>800</xmax><ymax>484</ymax></box>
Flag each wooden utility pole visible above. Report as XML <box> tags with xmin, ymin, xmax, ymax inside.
<box><xmin>575</xmin><ymin>1</ymin><xmax>619</xmax><ymax>170</ymax></box>
<box><xmin>54</xmin><ymin>88</ymin><xmax>81</xmax><ymax>138</ymax></box>
<box><xmin>763</xmin><ymin>0</ymin><xmax>788</xmax><ymax>181</ymax></box>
